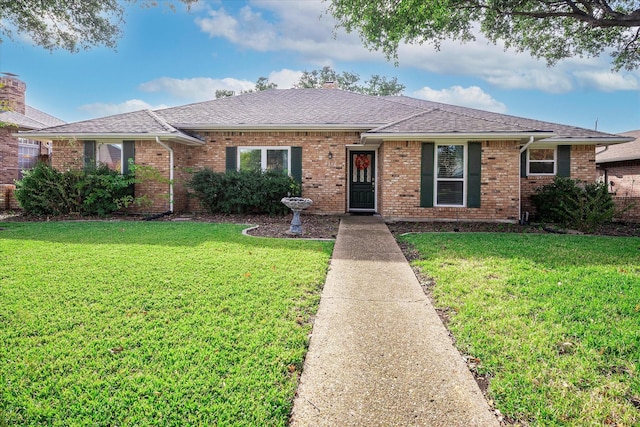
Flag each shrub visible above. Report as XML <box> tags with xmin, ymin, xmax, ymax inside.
<box><xmin>14</xmin><ymin>163</ymin><xmax>135</xmax><ymax>216</ymax></box>
<box><xmin>188</xmin><ymin>169</ymin><xmax>300</xmax><ymax>215</ymax></box>
<box><xmin>531</xmin><ymin>177</ymin><xmax>615</xmax><ymax>232</ymax></box>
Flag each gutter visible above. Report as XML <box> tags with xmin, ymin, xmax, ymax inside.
<box><xmin>518</xmin><ymin>136</ymin><xmax>534</xmax><ymax>224</ymax></box>
<box><xmin>155</xmin><ymin>137</ymin><xmax>174</xmax><ymax>213</ymax></box>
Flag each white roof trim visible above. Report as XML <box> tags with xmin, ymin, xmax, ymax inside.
<box><xmin>15</xmin><ymin>132</ymin><xmax>205</xmax><ymax>146</ymax></box>
<box><xmin>361</xmin><ymin>132</ymin><xmax>555</xmax><ymax>142</ymax></box>
<box><xmin>174</xmin><ymin>123</ymin><xmax>380</xmax><ymax>131</ymax></box>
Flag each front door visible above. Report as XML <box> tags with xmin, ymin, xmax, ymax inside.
<box><xmin>349</xmin><ymin>151</ymin><xmax>376</xmax><ymax>211</ymax></box>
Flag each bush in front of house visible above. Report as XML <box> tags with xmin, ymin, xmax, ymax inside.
<box><xmin>14</xmin><ymin>162</ymin><xmax>135</xmax><ymax>216</ymax></box>
<box><xmin>188</xmin><ymin>169</ymin><xmax>301</xmax><ymax>215</ymax></box>
<box><xmin>531</xmin><ymin>176</ymin><xmax>615</xmax><ymax>232</ymax></box>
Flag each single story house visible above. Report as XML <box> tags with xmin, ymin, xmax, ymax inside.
<box><xmin>0</xmin><ymin>75</ymin><xmax>65</xmax><ymax>209</ymax></box>
<box><xmin>18</xmin><ymin>88</ymin><xmax>632</xmax><ymax>222</ymax></box>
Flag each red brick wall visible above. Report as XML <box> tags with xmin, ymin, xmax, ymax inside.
<box><xmin>0</xmin><ymin>77</ymin><xmax>27</xmax><ymax>115</ymax></box>
<box><xmin>50</xmin><ymin>138</ymin><xmax>600</xmax><ymax>221</ymax></box>
<box><xmin>0</xmin><ymin>127</ymin><xmax>19</xmax><ymax>184</ymax></box>
<box><xmin>379</xmin><ymin>140</ymin><xmax>521</xmax><ymax>221</ymax></box>
<box><xmin>185</xmin><ymin>131</ymin><xmax>359</xmax><ymax>214</ymax></box>
<box><xmin>0</xmin><ymin>184</ymin><xmax>19</xmax><ymax>210</ymax></box>
<box><xmin>521</xmin><ymin>145</ymin><xmax>597</xmax><ymax>218</ymax></box>
<box><xmin>598</xmin><ymin>160</ymin><xmax>640</xmax><ymax>198</ymax></box>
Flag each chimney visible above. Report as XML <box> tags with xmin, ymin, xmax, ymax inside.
<box><xmin>0</xmin><ymin>74</ymin><xmax>27</xmax><ymax>114</ymax></box>
<box><xmin>322</xmin><ymin>81</ymin><xmax>337</xmax><ymax>89</ymax></box>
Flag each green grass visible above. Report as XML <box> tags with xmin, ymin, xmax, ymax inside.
<box><xmin>400</xmin><ymin>232</ymin><xmax>640</xmax><ymax>426</ymax></box>
<box><xmin>0</xmin><ymin>221</ymin><xmax>333</xmax><ymax>426</ymax></box>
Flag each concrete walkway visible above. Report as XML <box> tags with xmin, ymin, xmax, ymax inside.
<box><xmin>289</xmin><ymin>215</ymin><xmax>499</xmax><ymax>427</ymax></box>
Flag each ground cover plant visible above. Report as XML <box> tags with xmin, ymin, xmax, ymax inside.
<box><xmin>0</xmin><ymin>221</ymin><xmax>333</xmax><ymax>426</ymax></box>
<box><xmin>400</xmin><ymin>232</ymin><xmax>640</xmax><ymax>425</ymax></box>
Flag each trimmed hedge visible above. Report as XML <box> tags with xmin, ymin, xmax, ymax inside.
<box><xmin>188</xmin><ymin>169</ymin><xmax>301</xmax><ymax>215</ymax></box>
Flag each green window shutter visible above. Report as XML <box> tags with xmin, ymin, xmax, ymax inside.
<box><xmin>467</xmin><ymin>142</ymin><xmax>481</xmax><ymax>208</ymax></box>
<box><xmin>520</xmin><ymin>151</ymin><xmax>527</xmax><ymax>177</ymax></box>
<box><xmin>557</xmin><ymin>145</ymin><xmax>571</xmax><ymax>177</ymax></box>
<box><xmin>83</xmin><ymin>140</ymin><xmax>96</xmax><ymax>169</ymax></box>
<box><xmin>291</xmin><ymin>146</ymin><xmax>302</xmax><ymax>183</ymax></box>
<box><xmin>226</xmin><ymin>146</ymin><xmax>237</xmax><ymax>172</ymax></box>
<box><xmin>122</xmin><ymin>141</ymin><xmax>135</xmax><ymax>175</ymax></box>
<box><xmin>420</xmin><ymin>143</ymin><xmax>434</xmax><ymax>208</ymax></box>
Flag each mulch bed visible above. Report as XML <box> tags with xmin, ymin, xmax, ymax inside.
<box><xmin>1</xmin><ymin>212</ymin><xmax>639</xmax><ymax>238</ymax></box>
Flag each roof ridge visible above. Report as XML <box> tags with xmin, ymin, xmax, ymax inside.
<box><xmin>145</xmin><ymin>109</ymin><xmax>177</xmax><ymax>133</ymax></box>
<box><xmin>369</xmin><ymin>109</ymin><xmax>435</xmax><ymax>133</ymax></box>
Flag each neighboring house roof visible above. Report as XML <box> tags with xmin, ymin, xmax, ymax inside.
<box><xmin>596</xmin><ymin>130</ymin><xmax>640</xmax><ymax>163</ymax></box>
<box><xmin>0</xmin><ymin>105</ymin><xmax>65</xmax><ymax>130</ymax></box>
<box><xmin>18</xmin><ymin>89</ymin><xmax>631</xmax><ymax>145</ymax></box>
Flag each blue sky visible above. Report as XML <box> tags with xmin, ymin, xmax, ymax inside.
<box><xmin>1</xmin><ymin>0</ymin><xmax>638</xmax><ymax>134</ymax></box>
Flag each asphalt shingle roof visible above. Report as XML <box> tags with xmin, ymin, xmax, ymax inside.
<box><xmin>21</xmin><ymin>89</ymin><xmax>625</xmax><ymax>142</ymax></box>
<box><xmin>596</xmin><ymin>130</ymin><xmax>640</xmax><ymax>163</ymax></box>
<box><xmin>157</xmin><ymin>89</ymin><xmax>420</xmax><ymax>127</ymax></box>
<box><xmin>0</xmin><ymin>105</ymin><xmax>65</xmax><ymax>130</ymax></box>
<box><xmin>32</xmin><ymin>109</ymin><xmax>190</xmax><ymax>137</ymax></box>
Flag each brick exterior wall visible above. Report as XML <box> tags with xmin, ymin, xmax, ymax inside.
<box><xmin>520</xmin><ymin>145</ymin><xmax>596</xmax><ymax>219</ymax></box>
<box><xmin>49</xmin><ymin>136</ymin><xmax>601</xmax><ymax>222</ymax></box>
<box><xmin>184</xmin><ymin>131</ymin><xmax>359</xmax><ymax>214</ymax></box>
<box><xmin>379</xmin><ymin>140</ymin><xmax>521</xmax><ymax>221</ymax></box>
<box><xmin>0</xmin><ymin>77</ymin><xmax>27</xmax><ymax>185</ymax></box>
<box><xmin>0</xmin><ymin>184</ymin><xmax>19</xmax><ymax>210</ymax></box>
<box><xmin>597</xmin><ymin>160</ymin><xmax>640</xmax><ymax>198</ymax></box>
<box><xmin>0</xmin><ymin>76</ymin><xmax>26</xmax><ymax>115</ymax></box>
<box><xmin>0</xmin><ymin>127</ymin><xmax>19</xmax><ymax>184</ymax></box>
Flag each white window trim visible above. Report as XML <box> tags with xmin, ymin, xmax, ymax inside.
<box><xmin>96</xmin><ymin>142</ymin><xmax>124</xmax><ymax>172</ymax></box>
<box><xmin>434</xmin><ymin>143</ymin><xmax>467</xmax><ymax>207</ymax></box>
<box><xmin>237</xmin><ymin>146</ymin><xmax>291</xmax><ymax>174</ymax></box>
<box><xmin>527</xmin><ymin>147</ymin><xmax>557</xmax><ymax>176</ymax></box>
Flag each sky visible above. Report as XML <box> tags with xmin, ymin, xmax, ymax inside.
<box><xmin>1</xmin><ymin>0</ymin><xmax>639</xmax><ymax>134</ymax></box>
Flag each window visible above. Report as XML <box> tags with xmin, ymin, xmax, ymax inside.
<box><xmin>96</xmin><ymin>143</ymin><xmax>123</xmax><ymax>172</ymax></box>
<box><xmin>238</xmin><ymin>147</ymin><xmax>290</xmax><ymax>174</ymax></box>
<box><xmin>436</xmin><ymin>144</ymin><xmax>465</xmax><ymax>206</ymax></box>
<box><xmin>527</xmin><ymin>148</ymin><xmax>556</xmax><ymax>175</ymax></box>
<box><xmin>18</xmin><ymin>138</ymin><xmax>41</xmax><ymax>178</ymax></box>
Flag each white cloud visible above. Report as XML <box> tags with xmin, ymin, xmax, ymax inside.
<box><xmin>195</xmin><ymin>6</ymin><xmax>277</xmax><ymax>51</ymax></box>
<box><xmin>412</xmin><ymin>86</ymin><xmax>507</xmax><ymax>113</ymax></box>
<box><xmin>78</xmin><ymin>99</ymin><xmax>169</xmax><ymax>117</ymax></box>
<box><xmin>573</xmin><ymin>71</ymin><xmax>640</xmax><ymax>91</ymax></box>
<box><xmin>267</xmin><ymin>69</ymin><xmax>304</xmax><ymax>88</ymax></box>
<box><xmin>138</xmin><ymin>77</ymin><xmax>255</xmax><ymax>100</ymax></box>
<box><xmin>189</xmin><ymin>1</ymin><xmax>639</xmax><ymax>95</ymax></box>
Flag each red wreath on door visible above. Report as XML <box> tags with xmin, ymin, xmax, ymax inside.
<box><xmin>355</xmin><ymin>154</ymin><xmax>370</xmax><ymax>170</ymax></box>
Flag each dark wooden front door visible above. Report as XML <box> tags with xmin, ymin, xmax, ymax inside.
<box><xmin>349</xmin><ymin>151</ymin><xmax>375</xmax><ymax>210</ymax></box>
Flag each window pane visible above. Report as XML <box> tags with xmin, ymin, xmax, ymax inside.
<box><xmin>529</xmin><ymin>161</ymin><xmax>555</xmax><ymax>174</ymax></box>
<box><xmin>97</xmin><ymin>143</ymin><xmax>122</xmax><ymax>171</ymax></box>
<box><xmin>437</xmin><ymin>145</ymin><xmax>464</xmax><ymax>178</ymax></box>
<box><xmin>437</xmin><ymin>181</ymin><xmax>464</xmax><ymax>205</ymax></box>
<box><xmin>239</xmin><ymin>148</ymin><xmax>261</xmax><ymax>172</ymax></box>
<box><xmin>529</xmin><ymin>148</ymin><xmax>554</xmax><ymax>161</ymax></box>
<box><xmin>266</xmin><ymin>149</ymin><xmax>288</xmax><ymax>173</ymax></box>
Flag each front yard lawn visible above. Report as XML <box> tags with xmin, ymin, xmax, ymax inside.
<box><xmin>0</xmin><ymin>221</ymin><xmax>333</xmax><ymax>426</ymax></box>
<box><xmin>400</xmin><ymin>232</ymin><xmax>640</xmax><ymax>426</ymax></box>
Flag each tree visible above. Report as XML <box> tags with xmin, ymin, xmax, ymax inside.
<box><xmin>215</xmin><ymin>77</ymin><xmax>278</xmax><ymax>98</ymax></box>
<box><xmin>327</xmin><ymin>0</ymin><xmax>640</xmax><ymax>71</ymax></box>
<box><xmin>294</xmin><ymin>66</ymin><xmax>405</xmax><ymax>95</ymax></box>
<box><xmin>0</xmin><ymin>0</ymin><xmax>197</xmax><ymax>52</ymax></box>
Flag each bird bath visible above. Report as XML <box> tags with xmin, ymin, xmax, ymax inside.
<box><xmin>281</xmin><ymin>197</ymin><xmax>313</xmax><ymax>235</ymax></box>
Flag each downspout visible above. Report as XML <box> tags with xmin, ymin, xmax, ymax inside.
<box><xmin>155</xmin><ymin>137</ymin><xmax>174</xmax><ymax>213</ymax></box>
<box><xmin>518</xmin><ymin>136</ymin><xmax>535</xmax><ymax>223</ymax></box>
